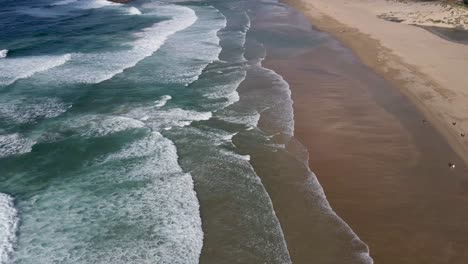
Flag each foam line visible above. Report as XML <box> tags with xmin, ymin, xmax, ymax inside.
<box><xmin>51</xmin><ymin>0</ymin><xmax>78</xmax><ymax>6</ymax></box>
<box><xmin>257</xmin><ymin>48</ymin><xmax>373</xmax><ymax>263</ymax></box>
<box><xmin>43</xmin><ymin>115</ymin><xmax>147</xmax><ymax>139</ymax></box>
<box><xmin>52</xmin><ymin>4</ymin><xmax>197</xmax><ymax>84</ymax></box>
<box><xmin>0</xmin><ymin>193</ymin><xmax>18</xmax><ymax>264</ymax></box>
<box><xmin>0</xmin><ymin>4</ymin><xmax>196</xmax><ymax>86</ymax></box>
<box><xmin>75</xmin><ymin>0</ymin><xmax>121</xmax><ymax>9</ymax></box>
<box><xmin>0</xmin><ymin>54</ymin><xmax>71</xmax><ymax>86</ymax></box>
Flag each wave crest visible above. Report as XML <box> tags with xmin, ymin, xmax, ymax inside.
<box><xmin>40</xmin><ymin>4</ymin><xmax>197</xmax><ymax>84</ymax></box>
<box><xmin>0</xmin><ymin>54</ymin><xmax>71</xmax><ymax>86</ymax></box>
<box><xmin>0</xmin><ymin>50</ymin><xmax>7</xmax><ymax>59</ymax></box>
<box><xmin>127</xmin><ymin>7</ymin><xmax>142</xmax><ymax>15</ymax></box>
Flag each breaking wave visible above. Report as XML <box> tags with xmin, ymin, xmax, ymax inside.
<box><xmin>0</xmin><ymin>193</ymin><xmax>18</xmax><ymax>264</ymax></box>
<box><xmin>0</xmin><ymin>50</ymin><xmax>7</xmax><ymax>59</ymax></box>
<box><xmin>0</xmin><ymin>54</ymin><xmax>71</xmax><ymax>86</ymax></box>
<box><xmin>41</xmin><ymin>4</ymin><xmax>198</xmax><ymax>84</ymax></box>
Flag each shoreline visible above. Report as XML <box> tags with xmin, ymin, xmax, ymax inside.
<box><xmin>265</xmin><ymin>0</ymin><xmax>468</xmax><ymax>263</ymax></box>
<box><xmin>283</xmin><ymin>0</ymin><xmax>468</xmax><ymax>167</ymax></box>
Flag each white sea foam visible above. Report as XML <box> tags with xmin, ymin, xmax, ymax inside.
<box><xmin>33</xmin><ymin>114</ymin><xmax>148</xmax><ymax>145</ymax></box>
<box><xmin>0</xmin><ymin>134</ymin><xmax>35</xmax><ymax>159</ymax></box>
<box><xmin>0</xmin><ymin>193</ymin><xmax>18</xmax><ymax>264</ymax></box>
<box><xmin>244</xmin><ymin>11</ymin><xmax>251</xmax><ymax>32</ymax></box>
<box><xmin>45</xmin><ymin>4</ymin><xmax>197</xmax><ymax>84</ymax></box>
<box><xmin>51</xmin><ymin>0</ymin><xmax>78</xmax><ymax>6</ymax></box>
<box><xmin>154</xmin><ymin>95</ymin><xmax>172</xmax><ymax>108</ymax></box>
<box><xmin>299</xmin><ymin>145</ymin><xmax>374</xmax><ymax>264</ymax></box>
<box><xmin>182</xmin><ymin>6</ymin><xmax>226</xmax><ymax>86</ymax></box>
<box><xmin>253</xmin><ymin>43</ymin><xmax>372</xmax><ymax>262</ymax></box>
<box><xmin>147</xmin><ymin>5</ymin><xmax>226</xmax><ymax>86</ymax></box>
<box><xmin>189</xmin><ymin>127</ymin><xmax>237</xmax><ymax>146</ymax></box>
<box><xmin>185</xmin><ymin>8</ymin><xmax>247</xmax><ymax>110</ymax></box>
<box><xmin>0</xmin><ymin>54</ymin><xmax>71</xmax><ymax>86</ymax></box>
<box><xmin>126</xmin><ymin>106</ymin><xmax>212</xmax><ymax>131</ymax></box>
<box><xmin>219</xmin><ymin>110</ymin><xmax>261</xmax><ymax>128</ymax></box>
<box><xmin>127</xmin><ymin>7</ymin><xmax>142</xmax><ymax>15</ymax></box>
<box><xmin>1</xmin><ymin>4</ymin><xmax>196</xmax><ymax>86</ymax></box>
<box><xmin>84</xmin><ymin>116</ymin><xmax>147</xmax><ymax>137</ymax></box>
<box><xmin>76</xmin><ymin>0</ymin><xmax>121</xmax><ymax>9</ymax></box>
<box><xmin>0</xmin><ymin>50</ymin><xmax>7</xmax><ymax>59</ymax></box>
<box><xmin>52</xmin><ymin>0</ymin><xmax>121</xmax><ymax>10</ymax></box>
<box><xmin>224</xmin><ymin>62</ymin><xmax>293</xmax><ymax>137</ymax></box>
<box><xmin>224</xmin><ymin>91</ymin><xmax>241</xmax><ymax>106</ymax></box>
<box><xmin>14</xmin><ymin>132</ymin><xmax>203</xmax><ymax>263</ymax></box>
<box><xmin>171</xmin><ymin>125</ymin><xmax>292</xmax><ymax>263</ymax></box>
<box><xmin>219</xmin><ymin>149</ymin><xmax>251</xmax><ymax>161</ymax></box>
<box><xmin>64</xmin><ymin>115</ymin><xmax>147</xmax><ymax>137</ymax></box>
<box><xmin>40</xmin><ymin>106</ymin><xmax>211</xmax><ymax>142</ymax></box>
<box><xmin>205</xmin><ymin>69</ymin><xmax>246</xmax><ymax>108</ymax></box>
<box><xmin>0</xmin><ymin>98</ymin><xmax>70</xmax><ymax>124</ymax></box>
<box><xmin>184</xmin><ymin>8</ymin><xmax>226</xmax><ymax>85</ymax></box>
<box><xmin>103</xmin><ymin>132</ymin><xmax>204</xmax><ymax>263</ymax></box>
<box><xmin>259</xmin><ymin>66</ymin><xmax>294</xmax><ymax>136</ymax></box>
<box><xmin>52</xmin><ymin>0</ymin><xmax>140</xmax><ymax>17</ymax></box>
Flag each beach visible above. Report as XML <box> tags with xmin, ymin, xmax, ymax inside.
<box><xmin>284</xmin><ymin>0</ymin><xmax>468</xmax><ymax>164</ymax></box>
<box><xmin>1</xmin><ymin>0</ymin><xmax>468</xmax><ymax>263</ymax></box>
<box><xmin>265</xmin><ymin>0</ymin><xmax>468</xmax><ymax>263</ymax></box>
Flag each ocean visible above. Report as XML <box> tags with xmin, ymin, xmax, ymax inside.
<box><xmin>0</xmin><ymin>0</ymin><xmax>372</xmax><ymax>263</ymax></box>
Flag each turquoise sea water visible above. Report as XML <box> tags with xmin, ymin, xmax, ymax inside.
<box><xmin>0</xmin><ymin>0</ymin><xmax>373</xmax><ymax>263</ymax></box>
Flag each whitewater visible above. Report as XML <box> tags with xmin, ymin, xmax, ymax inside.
<box><xmin>0</xmin><ymin>0</ymin><xmax>373</xmax><ymax>263</ymax></box>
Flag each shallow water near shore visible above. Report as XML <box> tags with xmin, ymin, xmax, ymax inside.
<box><xmin>267</xmin><ymin>0</ymin><xmax>468</xmax><ymax>263</ymax></box>
<box><xmin>0</xmin><ymin>0</ymin><xmax>375</xmax><ymax>263</ymax></box>
<box><xmin>421</xmin><ymin>26</ymin><xmax>468</xmax><ymax>45</ymax></box>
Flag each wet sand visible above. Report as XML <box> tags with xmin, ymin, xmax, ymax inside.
<box><xmin>283</xmin><ymin>0</ymin><xmax>468</xmax><ymax>166</ymax></box>
<box><xmin>263</xmin><ymin>14</ymin><xmax>468</xmax><ymax>264</ymax></box>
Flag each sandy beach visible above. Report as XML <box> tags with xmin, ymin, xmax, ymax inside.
<box><xmin>264</xmin><ymin>0</ymin><xmax>468</xmax><ymax>263</ymax></box>
<box><xmin>266</xmin><ymin>45</ymin><xmax>468</xmax><ymax>263</ymax></box>
<box><xmin>284</xmin><ymin>0</ymin><xmax>468</xmax><ymax>165</ymax></box>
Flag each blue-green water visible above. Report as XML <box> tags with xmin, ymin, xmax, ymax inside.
<box><xmin>0</xmin><ymin>0</ymin><xmax>373</xmax><ymax>263</ymax></box>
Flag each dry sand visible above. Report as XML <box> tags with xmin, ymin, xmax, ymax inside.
<box><xmin>285</xmin><ymin>0</ymin><xmax>468</xmax><ymax>165</ymax></box>
<box><xmin>378</xmin><ymin>0</ymin><xmax>468</xmax><ymax>29</ymax></box>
